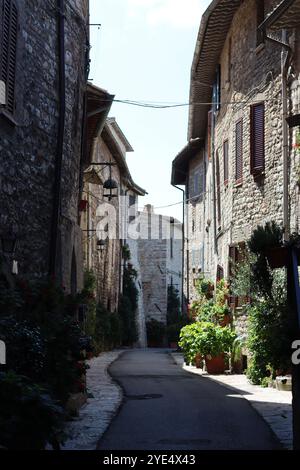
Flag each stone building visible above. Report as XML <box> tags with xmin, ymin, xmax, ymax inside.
<box><xmin>81</xmin><ymin>90</ymin><xmax>147</xmax><ymax>344</ymax></box>
<box><xmin>137</xmin><ymin>205</ymin><xmax>183</xmax><ymax>329</ymax></box>
<box><xmin>0</xmin><ymin>0</ymin><xmax>90</xmax><ymax>293</ymax></box>
<box><xmin>171</xmin><ymin>0</ymin><xmax>300</xmax><ymax>331</ymax></box>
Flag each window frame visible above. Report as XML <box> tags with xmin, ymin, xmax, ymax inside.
<box><xmin>235</xmin><ymin>119</ymin><xmax>243</xmax><ymax>185</ymax></box>
<box><xmin>250</xmin><ymin>102</ymin><xmax>265</xmax><ymax>177</ymax></box>
<box><xmin>223</xmin><ymin>139</ymin><xmax>229</xmax><ymax>186</ymax></box>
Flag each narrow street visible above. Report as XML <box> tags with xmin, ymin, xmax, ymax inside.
<box><xmin>98</xmin><ymin>349</ymin><xmax>281</xmax><ymax>450</ymax></box>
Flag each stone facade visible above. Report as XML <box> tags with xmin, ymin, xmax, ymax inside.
<box><xmin>81</xmin><ymin>110</ymin><xmax>148</xmax><ymax>345</ymax></box>
<box><xmin>0</xmin><ymin>0</ymin><xmax>89</xmax><ymax>292</ymax></box>
<box><xmin>137</xmin><ymin>205</ymin><xmax>183</xmax><ymax>327</ymax></box>
<box><xmin>172</xmin><ymin>0</ymin><xmax>300</xmax><ymax>335</ymax></box>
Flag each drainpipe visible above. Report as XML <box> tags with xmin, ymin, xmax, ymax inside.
<box><xmin>171</xmin><ymin>183</ymin><xmax>185</xmax><ymax>313</ymax></box>
<box><xmin>49</xmin><ymin>0</ymin><xmax>66</xmax><ymax>278</ymax></box>
<box><xmin>282</xmin><ymin>30</ymin><xmax>290</xmax><ymax>241</ymax></box>
<box><xmin>211</xmin><ymin>110</ymin><xmax>218</xmax><ymax>254</ymax></box>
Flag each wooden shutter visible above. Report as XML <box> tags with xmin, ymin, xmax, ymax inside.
<box><xmin>223</xmin><ymin>140</ymin><xmax>229</xmax><ymax>185</ymax></box>
<box><xmin>235</xmin><ymin>119</ymin><xmax>243</xmax><ymax>183</ymax></box>
<box><xmin>216</xmin><ymin>265</ymin><xmax>224</xmax><ymax>282</ymax></box>
<box><xmin>216</xmin><ymin>150</ymin><xmax>221</xmax><ymax>225</ymax></box>
<box><xmin>1</xmin><ymin>0</ymin><xmax>18</xmax><ymax>114</ymax></box>
<box><xmin>207</xmin><ymin>110</ymin><xmax>213</xmax><ymax>160</ymax></box>
<box><xmin>250</xmin><ymin>103</ymin><xmax>265</xmax><ymax>175</ymax></box>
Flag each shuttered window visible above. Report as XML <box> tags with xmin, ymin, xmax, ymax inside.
<box><xmin>0</xmin><ymin>0</ymin><xmax>18</xmax><ymax>115</ymax></box>
<box><xmin>235</xmin><ymin>119</ymin><xmax>243</xmax><ymax>184</ymax></box>
<box><xmin>250</xmin><ymin>102</ymin><xmax>265</xmax><ymax>175</ymax></box>
<box><xmin>216</xmin><ymin>150</ymin><xmax>221</xmax><ymax>226</ymax></box>
<box><xmin>223</xmin><ymin>140</ymin><xmax>229</xmax><ymax>185</ymax></box>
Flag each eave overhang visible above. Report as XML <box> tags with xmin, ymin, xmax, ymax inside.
<box><xmin>86</xmin><ymin>83</ymin><xmax>114</xmax><ymax>165</ymax></box>
<box><xmin>171</xmin><ymin>138</ymin><xmax>203</xmax><ymax>186</ymax></box>
<box><xmin>188</xmin><ymin>0</ymin><xmax>242</xmax><ymax>140</ymax></box>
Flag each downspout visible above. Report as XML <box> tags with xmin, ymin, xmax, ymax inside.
<box><xmin>282</xmin><ymin>30</ymin><xmax>290</xmax><ymax>241</ymax></box>
<box><xmin>211</xmin><ymin>110</ymin><xmax>218</xmax><ymax>254</ymax></box>
<box><xmin>171</xmin><ymin>183</ymin><xmax>185</xmax><ymax>313</ymax></box>
<box><xmin>49</xmin><ymin>0</ymin><xmax>66</xmax><ymax>278</ymax></box>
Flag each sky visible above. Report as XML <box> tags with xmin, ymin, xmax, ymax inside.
<box><xmin>89</xmin><ymin>0</ymin><xmax>211</xmax><ymax>221</ymax></box>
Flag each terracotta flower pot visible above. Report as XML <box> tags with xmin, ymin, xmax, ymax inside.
<box><xmin>195</xmin><ymin>353</ymin><xmax>203</xmax><ymax>369</ymax></box>
<box><xmin>219</xmin><ymin>314</ymin><xmax>231</xmax><ymax>327</ymax></box>
<box><xmin>205</xmin><ymin>354</ymin><xmax>226</xmax><ymax>374</ymax></box>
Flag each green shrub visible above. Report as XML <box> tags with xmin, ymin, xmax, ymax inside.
<box><xmin>0</xmin><ymin>372</ymin><xmax>65</xmax><ymax>450</ymax></box>
<box><xmin>179</xmin><ymin>322</ymin><xmax>236</xmax><ymax>365</ymax></box>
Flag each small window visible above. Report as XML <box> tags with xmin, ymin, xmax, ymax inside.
<box><xmin>213</xmin><ymin>64</ymin><xmax>221</xmax><ymax>111</ymax></box>
<box><xmin>0</xmin><ymin>0</ymin><xmax>18</xmax><ymax>115</ymax></box>
<box><xmin>250</xmin><ymin>102</ymin><xmax>265</xmax><ymax>176</ymax></box>
<box><xmin>216</xmin><ymin>265</ymin><xmax>224</xmax><ymax>282</ymax></box>
<box><xmin>223</xmin><ymin>140</ymin><xmax>229</xmax><ymax>185</ymax></box>
<box><xmin>256</xmin><ymin>0</ymin><xmax>265</xmax><ymax>47</ymax></box>
<box><xmin>235</xmin><ymin>120</ymin><xmax>243</xmax><ymax>184</ymax></box>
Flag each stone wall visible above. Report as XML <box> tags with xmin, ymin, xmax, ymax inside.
<box><xmin>0</xmin><ymin>0</ymin><xmax>89</xmax><ymax>292</ymax></box>
<box><xmin>184</xmin><ymin>0</ymin><xmax>300</xmax><ymax>335</ymax></box>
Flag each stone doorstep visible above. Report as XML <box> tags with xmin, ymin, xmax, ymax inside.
<box><xmin>171</xmin><ymin>352</ymin><xmax>293</xmax><ymax>450</ymax></box>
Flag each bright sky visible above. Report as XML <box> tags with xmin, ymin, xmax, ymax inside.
<box><xmin>89</xmin><ymin>0</ymin><xmax>210</xmax><ymax>221</ymax></box>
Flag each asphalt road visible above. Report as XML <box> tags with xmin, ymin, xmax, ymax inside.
<box><xmin>98</xmin><ymin>349</ymin><xmax>281</xmax><ymax>450</ymax></box>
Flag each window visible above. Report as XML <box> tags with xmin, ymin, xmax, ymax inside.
<box><xmin>216</xmin><ymin>150</ymin><xmax>221</xmax><ymax>226</ymax></box>
<box><xmin>227</xmin><ymin>37</ymin><xmax>232</xmax><ymax>84</ymax></box>
<box><xmin>213</xmin><ymin>64</ymin><xmax>221</xmax><ymax>111</ymax></box>
<box><xmin>192</xmin><ymin>162</ymin><xmax>205</xmax><ymax>199</ymax></box>
<box><xmin>129</xmin><ymin>194</ymin><xmax>136</xmax><ymax>223</ymax></box>
<box><xmin>0</xmin><ymin>0</ymin><xmax>18</xmax><ymax>115</ymax></box>
<box><xmin>235</xmin><ymin>119</ymin><xmax>243</xmax><ymax>184</ymax></box>
<box><xmin>223</xmin><ymin>140</ymin><xmax>229</xmax><ymax>185</ymax></box>
<box><xmin>228</xmin><ymin>242</ymin><xmax>247</xmax><ymax>309</ymax></box>
<box><xmin>256</xmin><ymin>0</ymin><xmax>265</xmax><ymax>47</ymax></box>
<box><xmin>170</xmin><ymin>237</ymin><xmax>173</xmax><ymax>259</ymax></box>
<box><xmin>250</xmin><ymin>102</ymin><xmax>265</xmax><ymax>176</ymax></box>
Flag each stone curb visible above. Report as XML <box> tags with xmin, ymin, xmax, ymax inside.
<box><xmin>62</xmin><ymin>350</ymin><xmax>124</xmax><ymax>450</ymax></box>
<box><xmin>171</xmin><ymin>352</ymin><xmax>293</xmax><ymax>450</ymax></box>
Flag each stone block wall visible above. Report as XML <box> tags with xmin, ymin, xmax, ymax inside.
<box><xmin>0</xmin><ymin>0</ymin><xmax>89</xmax><ymax>291</ymax></box>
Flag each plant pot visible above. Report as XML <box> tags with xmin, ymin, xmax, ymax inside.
<box><xmin>219</xmin><ymin>314</ymin><xmax>231</xmax><ymax>327</ymax></box>
<box><xmin>275</xmin><ymin>376</ymin><xmax>292</xmax><ymax>392</ymax></box>
<box><xmin>205</xmin><ymin>354</ymin><xmax>226</xmax><ymax>374</ymax></box>
<box><xmin>195</xmin><ymin>353</ymin><xmax>203</xmax><ymax>369</ymax></box>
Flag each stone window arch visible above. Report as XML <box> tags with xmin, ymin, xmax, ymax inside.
<box><xmin>0</xmin><ymin>0</ymin><xmax>18</xmax><ymax>115</ymax></box>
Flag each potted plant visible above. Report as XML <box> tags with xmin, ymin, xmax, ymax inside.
<box><xmin>179</xmin><ymin>322</ymin><xmax>236</xmax><ymax>374</ymax></box>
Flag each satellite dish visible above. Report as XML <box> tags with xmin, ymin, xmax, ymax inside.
<box><xmin>0</xmin><ymin>80</ymin><xmax>6</xmax><ymax>106</ymax></box>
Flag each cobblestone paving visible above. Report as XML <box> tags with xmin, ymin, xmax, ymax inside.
<box><xmin>171</xmin><ymin>353</ymin><xmax>293</xmax><ymax>450</ymax></box>
<box><xmin>62</xmin><ymin>350</ymin><xmax>124</xmax><ymax>450</ymax></box>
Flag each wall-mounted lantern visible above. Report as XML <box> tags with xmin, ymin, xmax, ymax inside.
<box><xmin>103</xmin><ymin>178</ymin><xmax>118</xmax><ymax>201</ymax></box>
<box><xmin>97</xmin><ymin>239</ymin><xmax>107</xmax><ymax>252</ymax></box>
